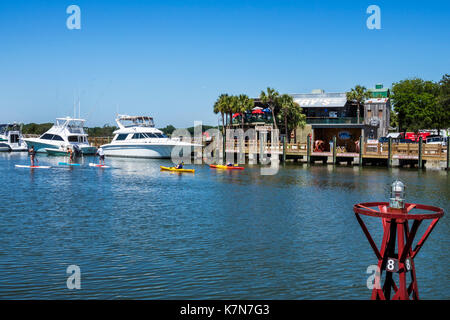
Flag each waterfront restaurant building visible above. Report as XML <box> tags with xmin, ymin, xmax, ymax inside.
<box><xmin>291</xmin><ymin>85</ymin><xmax>390</xmax><ymax>152</ymax></box>
<box><xmin>234</xmin><ymin>84</ymin><xmax>391</xmax><ymax>152</ymax></box>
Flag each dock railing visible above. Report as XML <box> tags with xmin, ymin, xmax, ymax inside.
<box><xmin>89</xmin><ymin>137</ymin><xmax>113</xmax><ymax>147</ymax></box>
<box><xmin>222</xmin><ymin>138</ymin><xmax>447</xmax><ymax>163</ymax></box>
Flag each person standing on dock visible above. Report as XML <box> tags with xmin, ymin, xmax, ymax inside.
<box><xmin>28</xmin><ymin>146</ymin><xmax>36</xmax><ymax>166</ymax></box>
<box><xmin>96</xmin><ymin>147</ymin><xmax>105</xmax><ymax>166</ymax></box>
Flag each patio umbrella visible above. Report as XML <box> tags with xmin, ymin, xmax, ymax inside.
<box><xmin>252</xmin><ymin>107</ymin><xmax>263</xmax><ymax>110</ymax></box>
<box><xmin>252</xmin><ymin>109</ymin><xmax>264</xmax><ymax>114</ymax></box>
<box><xmin>262</xmin><ymin>108</ymin><xmax>271</xmax><ymax>113</ymax></box>
<box><xmin>232</xmin><ymin>113</ymin><xmax>241</xmax><ymax>118</ymax></box>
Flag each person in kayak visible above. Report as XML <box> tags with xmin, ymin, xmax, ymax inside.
<box><xmin>67</xmin><ymin>147</ymin><xmax>74</xmax><ymax>163</ymax></box>
<box><xmin>226</xmin><ymin>162</ymin><xmax>234</xmax><ymax>167</ymax></box>
<box><xmin>175</xmin><ymin>161</ymin><xmax>184</xmax><ymax>169</ymax></box>
<box><xmin>28</xmin><ymin>146</ymin><xmax>36</xmax><ymax>166</ymax></box>
<box><xmin>96</xmin><ymin>147</ymin><xmax>105</xmax><ymax>166</ymax></box>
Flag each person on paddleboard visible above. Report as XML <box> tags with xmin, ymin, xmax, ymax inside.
<box><xmin>96</xmin><ymin>147</ymin><xmax>105</xmax><ymax>166</ymax></box>
<box><xmin>28</xmin><ymin>146</ymin><xmax>36</xmax><ymax>166</ymax></box>
<box><xmin>67</xmin><ymin>147</ymin><xmax>74</xmax><ymax>163</ymax></box>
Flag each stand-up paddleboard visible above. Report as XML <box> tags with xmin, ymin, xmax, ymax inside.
<box><xmin>89</xmin><ymin>163</ymin><xmax>110</xmax><ymax>168</ymax></box>
<box><xmin>15</xmin><ymin>165</ymin><xmax>51</xmax><ymax>169</ymax></box>
<box><xmin>58</xmin><ymin>162</ymin><xmax>81</xmax><ymax>166</ymax></box>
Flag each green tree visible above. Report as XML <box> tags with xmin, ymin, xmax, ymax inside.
<box><xmin>228</xmin><ymin>95</ymin><xmax>240</xmax><ymax>128</ymax></box>
<box><xmin>278</xmin><ymin>94</ymin><xmax>306</xmax><ymax>142</ymax></box>
<box><xmin>391</xmin><ymin>78</ymin><xmax>440</xmax><ymax>133</ymax></box>
<box><xmin>213</xmin><ymin>94</ymin><xmax>230</xmax><ymax>134</ymax></box>
<box><xmin>159</xmin><ymin>125</ymin><xmax>176</xmax><ymax>136</ymax></box>
<box><xmin>437</xmin><ymin>74</ymin><xmax>450</xmax><ymax>135</ymax></box>
<box><xmin>259</xmin><ymin>87</ymin><xmax>280</xmax><ymax>129</ymax></box>
<box><xmin>22</xmin><ymin>123</ymin><xmax>53</xmax><ymax>135</ymax></box>
<box><xmin>390</xmin><ymin>109</ymin><xmax>399</xmax><ymax>130</ymax></box>
<box><xmin>236</xmin><ymin>94</ymin><xmax>254</xmax><ymax>129</ymax></box>
<box><xmin>347</xmin><ymin>85</ymin><xmax>371</xmax><ymax>124</ymax></box>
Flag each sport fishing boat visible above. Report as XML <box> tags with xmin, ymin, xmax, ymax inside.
<box><xmin>101</xmin><ymin>115</ymin><xmax>198</xmax><ymax>158</ymax></box>
<box><xmin>23</xmin><ymin>117</ymin><xmax>97</xmax><ymax>155</ymax></box>
<box><xmin>0</xmin><ymin>123</ymin><xmax>28</xmax><ymax>152</ymax></box>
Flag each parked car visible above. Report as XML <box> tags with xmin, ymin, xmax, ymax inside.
<box><xmin>426</xmin><ymin>136</ymin><xmax>448</xmax><ymax>146</ymax></box>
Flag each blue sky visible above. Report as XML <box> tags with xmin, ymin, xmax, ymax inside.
<box><xmin>1</xmin><ymin>0</ymin><xmax>449</xmax><ymax>127</ymax></box>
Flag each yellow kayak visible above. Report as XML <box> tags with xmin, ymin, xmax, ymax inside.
<box><xmin>160</xmin><ymin>166</ymin><xmax>195</xmax><ymax>173</ymax></box>
<box><xmin>209</xmin><ymin>164</ymin><xmax>244</xmax><ymax>170</ymax></box>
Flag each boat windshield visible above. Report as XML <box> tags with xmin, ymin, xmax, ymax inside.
<box><xmin>56</xmin><ymin>119</ymin><xmax>86</xmax><ymax>134</ymax></box>
<box><xmin>0</xmin><ymin>124</ymin><xmax>21</xmax><ymax>134</ymax></box>
<box><xmin>119</xmin><ymin>116</ymin><xmax>155</xmax><ymax>128</ymax></box>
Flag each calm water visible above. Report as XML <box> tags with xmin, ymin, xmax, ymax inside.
<box><xmin>0</xmin><ymin>152</ymin><xmax>448</xmax><ymax>299</ymax></box>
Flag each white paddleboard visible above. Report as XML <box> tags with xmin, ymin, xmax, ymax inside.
<box><xmin>15</xmin><ymin>165</ymin><xmax>51</xmax><ymax>169</ymax></box>
<box><xmin>89</xmin><ymin>163</ymin><xmax>110</xmax><ymax>168</ymax></box>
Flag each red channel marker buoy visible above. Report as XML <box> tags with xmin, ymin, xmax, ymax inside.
<box><xmin>353</xmin><ymin>180</ymin><xmax>444</xmax><ymax>300</ymax></box>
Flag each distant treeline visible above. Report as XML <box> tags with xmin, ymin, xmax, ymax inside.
<box><xmin>22</xmin><ymin>123</ymin><xmax>53</xmax><ymax>135</ymax></box>
<box><xmin>22</xmin><ymin>123</ymin><xmax>218</xmax><ymax>137</ymax></box>
<box><xmin>160</xmin><ymin>124</ymin><xmax>218</xmax><ymax>136</ymax></box>
<box><xmin>22</xmin><ymin>123</ymin><xmax>118</xmax><ymax>137</ymax></box>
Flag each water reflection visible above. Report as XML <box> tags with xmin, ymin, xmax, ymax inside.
<box><xmin>0</xmin><ymin>153</ymin><xmax>448</xmax><ymax>299</ymax></box>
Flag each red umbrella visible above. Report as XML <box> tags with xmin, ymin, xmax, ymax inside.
<box><xmin>232</xmin><ymin>113</ymin><xmax>241</xmax><ymax>118</ymax></box>
<box><xmin>252</xmin><ymin>109</ymin><xmax>263</xmax><ymax>114</ymax></box>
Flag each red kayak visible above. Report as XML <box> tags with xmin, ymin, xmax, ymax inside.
<box><xmin>209</xmin><ymin>164</ymin><xmax>244</xmax><ymax>170</ymax></box>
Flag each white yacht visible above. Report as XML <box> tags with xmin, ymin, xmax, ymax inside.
<box><xmin>101</xmin><ymin>115</ymin><xmax>198</xmax><ymax>158</ymax></box>
<box><xmin>0</xmin><ymin>123</ymin><xmax>28</xmax><ymax>152</ymax></box>
<box><xmin>23</xmin><ymin>117</ymin><xmax>97</xmax><ymax>155</ymax></box>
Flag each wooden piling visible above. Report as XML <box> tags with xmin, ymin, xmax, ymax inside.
<box><xmin>388</xmin><ymin>137</ymin><xmax>392</xmax><ymax>168</ymax></box>
<box><xmin>282</xmin><ymin>137</ymin><xmax>286</xmax><ymax>163</ymax></box>
<box><xmin>418</xmin><ymin>137</ymin><xmax>423</xmax><ymax>169</ymax></box>
<box><xmin>332</xmin><ymin>136</ymin><xmax>337</xmax><ymax>165</ymax></box>
<box><xmin>359</xmin><ymin>136</ymin><xmax>363</xmax><ymax>167</ymax></box>
<box><xmin>222</xmin><ymin>133</ymin><xmax>226</xmax><ymax>164</ymax></box>
<box><xmin>307</xmin><ymin>134</ymin><xmax>311</xmax><ymax>164</ymax></box>
<box><xmin>447</xmin><ymin>137</ymin><xmax>449</xmax><ymax>170</ymax></box>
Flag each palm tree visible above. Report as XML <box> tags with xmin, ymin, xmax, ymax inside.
<box><xmin>237</xmin><ymin>94</ymin><xmax>254</xmax><ymax>129</ymax></box>
<box><xmin>226</xmin><ymin>95</ymin><xmax>239</xmax><ymax>129</ymax></box>
<box><xmin>213</xmin><ymin>94</ymin><xmax>229</xmax><ymax>135</ymax></box>
<box><xmin>278</xmin><ymin>94</ymin><xmax>306</xmax><ymax>142</ymax></box>
<box><xmin>347</xmin><ymin>85</ymin><xmax>371</xmax><ymax>124</ymax></box>
<box><xmin>259</xmin><ymin>87</ymin><xmax>280</xmax><ymax>129</ymax></box>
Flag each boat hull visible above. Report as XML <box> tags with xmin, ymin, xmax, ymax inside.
<box><xmin>0</xmin><ymin>141</ymin><xmax>27</xmax><ymax>152</ymax></box>
<box><xmin>0</xmin><ymin>143</ymin><xmax>10</xmax><ymax>152</ymax></box>
<box><xmin>101</xmin><ymin>144</ymin><xmax>177</xmax><ymax>159</ymax></box>
<box><xmin>24</xmin><ymin>139</ymin><xmax>97</xmax><ymax>155</ymax></box>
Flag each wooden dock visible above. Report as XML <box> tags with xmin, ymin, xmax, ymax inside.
<box><xmin>222</xmin><ymin>139</ymin><xmax>449</xmax><ymax>169</ymax></box>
